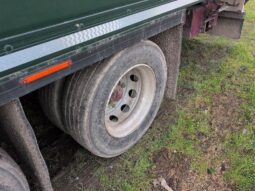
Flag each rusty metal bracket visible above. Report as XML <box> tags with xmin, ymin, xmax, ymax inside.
<box><xmin>0</xmin><ymin>99</ymin><xmax>53</xmax><ymax>191</ymax></box>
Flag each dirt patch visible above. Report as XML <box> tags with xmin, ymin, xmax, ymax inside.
<box><xmin>53</xmin><ymin>151</ymin><xmax>108</xmax><ymax>191</ymax></box>
<box><xmin>196</xmin><ymin>91</ymin><xmax>243</xmax><ymax>160</ymax></box>
<box><xmin>155</xmin><ymin>99</ymin><xmax>178</xmax><ymax>127</ymax></box>
<box><xmin>151</xmin><ymin>148</ymin><xmax>191</xmax><ymax>191</ymax></box>
<box><xmin>152</xmin><ymin>148</ymin><xmax>231</xmax><ymax>191</ymax></box>
<box><xmin>209</xmin><ymin>92</ymin><xmax>243</xmax><ymax>136</ymax></box>
<box><xmin>181</xmin><ymin>170</ymin><xmax>231</xmax><ymax>191</ymax></box>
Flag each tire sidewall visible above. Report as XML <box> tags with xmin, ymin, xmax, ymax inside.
<box><xmin>0</xmin><ymin>149</ymin><xmax>30</xmax><ymax>191</ymax></box>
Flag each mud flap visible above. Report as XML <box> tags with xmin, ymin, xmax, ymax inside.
<box><xmin>151</xmin><ymin>24</ymin><xmax>183</xmax><ymax>100</ymax></box>
<box><xmin>0</xmin><ymin>99</ymin><xmax>53</xmax><ymax>191</ymax></box>
<box><xmin>209</xmin><ymin>11</ymin><xmax>245</xmax><ymax>39</ymax></box>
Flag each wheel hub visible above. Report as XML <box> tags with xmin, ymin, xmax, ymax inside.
<box><xmin>109</xmin><ymin>84</ymin><xmax>124</xmax><ymax>103</ymax></box>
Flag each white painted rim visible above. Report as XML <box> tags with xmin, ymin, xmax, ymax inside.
<box><xmin>105</xmin><ymin>64</ymin><xmax>156</xmax><ymax>138</ymax></box>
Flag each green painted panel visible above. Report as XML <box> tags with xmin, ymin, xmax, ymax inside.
<box><xmin>1</xmin><ymin>0</ymin><xmax>143</xmax><ymax>38</ymax></box>
<box><xmin>0</xmin><ymin>0</ymin><xmax>172</xmax><ymax>55</ymax></box>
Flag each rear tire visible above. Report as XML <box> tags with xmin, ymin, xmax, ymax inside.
<box><xmin>38</xmin><ymin>79</ymin><xmax>65</xmax><ymax>130</ymax></box>
<box><xmin>63</xmin><ymin>40</ymin><xmax>167</xmax><ymax>158</ymax></box>
<box><xmin>0</xmin><ymin>148</ymin><xmax>30</xmax><ymax>191</ymax></box>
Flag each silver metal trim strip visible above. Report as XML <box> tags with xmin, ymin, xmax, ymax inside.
<box><xmin>0</xmin><ymin>0</ymin><xmax>200</xmax><ymax>73</ymax></box>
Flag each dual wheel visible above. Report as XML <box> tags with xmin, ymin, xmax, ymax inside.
<box><xmin>40</xmin><ymin>41</ymin><xmax>167</xmax><ymax>158</ymax></box>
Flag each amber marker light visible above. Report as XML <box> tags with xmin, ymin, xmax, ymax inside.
<box><xmin>22</xmin><ymin>60</ymin><xmax>72</xmax><ymax>84</ymax></box>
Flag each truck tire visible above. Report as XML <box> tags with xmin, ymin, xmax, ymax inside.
<box><xmin>63</xmin><ymin>40</ymin><xmax>167</xmax><ymax>158</ymax></box>
<box><xmin>39</xmin><ymin>79</ymin><xmax>65</xmax><ymax>130</ymax></box>
<box><xmin>0</xmin><ymin>148</ymin><xmax>30</xmax><ymax>191</ymax></box>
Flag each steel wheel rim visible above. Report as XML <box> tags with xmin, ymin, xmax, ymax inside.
<box><xmin>105</xmin><ymin>64</ymin><xmax>156</xmax><ymax>138</ymax></box>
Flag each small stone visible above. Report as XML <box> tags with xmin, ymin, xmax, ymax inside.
<box><xmin>226</xmin><ymin>72</ymin><xmax>233</xmax><ymax>78</ymax></box>
<box><xmin>239</xmin><ymin>66</ymin><xmax>247</xmax><ymax>73</ymax></box>
<box><xmin>159</xmin><ymin>178</ymin><xmax>174</xmax><ymax>191</ymax></box>
<box><xmin>221</xmin><ymin>162</ymin><xmax>226</xmax><ymax>172</ymax></box>
<box><xmin>242</xmin><ymin>128</ymin><xmax>248</xmax><ymax>135</ymax></box>
<box><xmin>153</xmin><ymin>179</ymin><xmax>160</xmax><ymax>188</ymax></box>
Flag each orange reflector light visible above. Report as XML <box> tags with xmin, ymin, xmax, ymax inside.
<box><xmin>22</xmin><ymin>60</ymin><xmax>72</xmax><ymax>84</ymax></box>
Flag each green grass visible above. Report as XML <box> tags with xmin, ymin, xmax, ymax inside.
<box><xmin>94</xmin><ymin>125</ymin><xmax>165</xmax><ymax>191</ymax></box>
<box><xmin>224</xmin><ymin>128</ymin><xmax>255</xmax><ymax>190</ymax></box>
<box><xmin>246</xmin><ymin>0</ymin><xmax>255</xmax><ymax>22</ymax></box>
<box><xmin>87</xmin><ymin>1</ymin><xmax>255</xmax><ymax>190</ymax></box>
